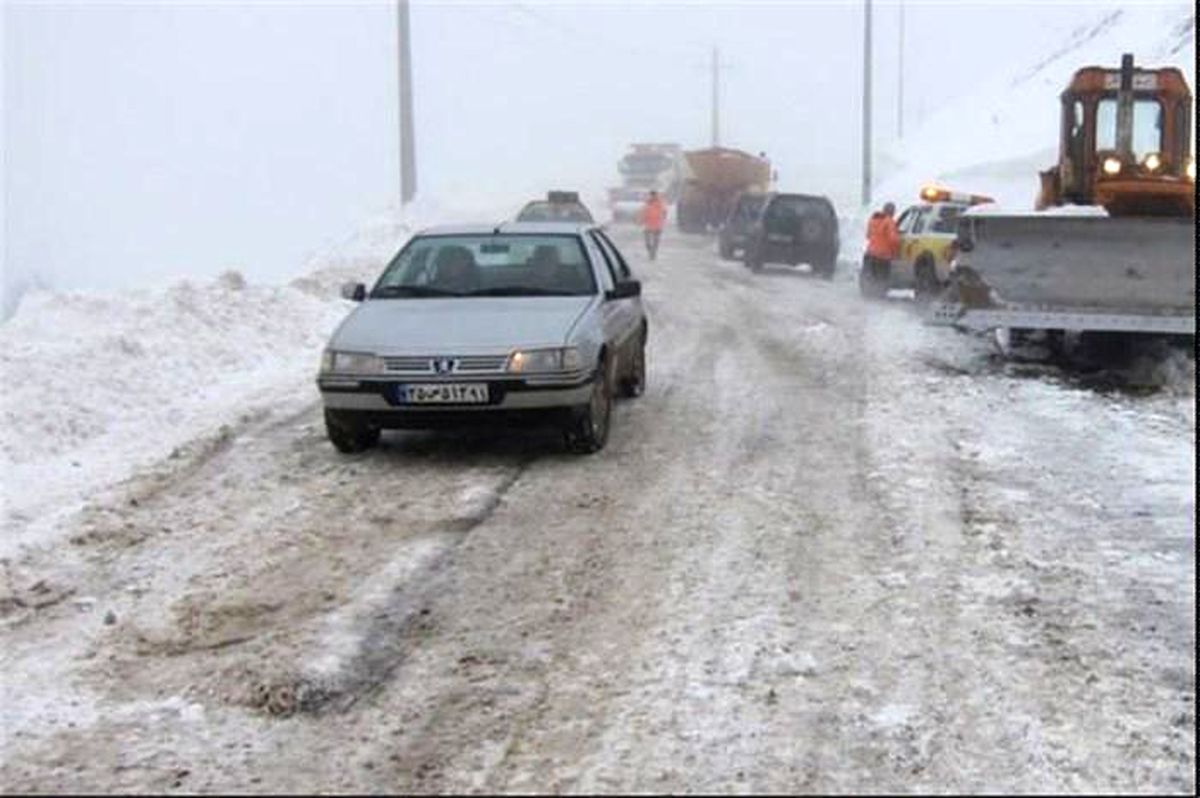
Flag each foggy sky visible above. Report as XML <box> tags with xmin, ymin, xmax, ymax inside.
<box><xmin>3</xmin><ymin>0</ymin><xmax>1148</xmax><ymax>299</ymax></box>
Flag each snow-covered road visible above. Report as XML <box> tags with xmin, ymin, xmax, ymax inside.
<box><xmin>1</xmin><ymin>227</ymin><xmax>1194</xmax><ymax>793</ymax></box>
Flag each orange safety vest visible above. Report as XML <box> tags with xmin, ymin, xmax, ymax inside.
<box><xmin>641</xmin><ymin>198</ymin><xmax>668</xmax><ymax>231</ymax></box>
<box><xmin>865</xmin><ymin>212</ymin><xmax>900</xmax><ymax>260</ymax></box>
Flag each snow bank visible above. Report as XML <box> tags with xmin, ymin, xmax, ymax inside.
<box><xmin>0</xmin><ymin>210</ymin><xmax>421</xmax><ymax>557</ymax></box>
<box><xmin>0</xmin><ymin>276</ymin><xmax>349</xmax><ymax>554</ymax></box>
<box><xmin>0</xmin><ymin>196</ymin><xmax>519</xmax><ymax>556</ymax></box>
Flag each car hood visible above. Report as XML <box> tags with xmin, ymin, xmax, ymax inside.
<box><xmin>331</xmin><ymin>296</ymin><xmax>595</xmax><ymax>354</ymax></box>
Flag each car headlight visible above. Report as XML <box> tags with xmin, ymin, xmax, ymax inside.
<box><xmin>1188</xmin><ymin>159</ymin><xmax>1196</xmax><ymax>181</ymax></box>
<box><xmin>507</xmin><ymin>347</ymin><xmax>581</xmax><ymax>374</ymax></box>
<box><xmin>1142</xmin><ymin>152</ymin><xmax>1163</xmax><ymax>172</ymax></box>
<box><xmin>321</xmin><ymin>350</ymin><xmax>383</xmax><ymax>374</ymax></box>
<box><xmin>1101</xmin><ymin>157</ymin><xmax>1122</xmax><ymax>176</ymax></box>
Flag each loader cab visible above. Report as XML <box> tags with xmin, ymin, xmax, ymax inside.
<box><xmin>1050</xmin><ymin>56</ymin><xmax>1194</xmax><ymax>216</ymax></box>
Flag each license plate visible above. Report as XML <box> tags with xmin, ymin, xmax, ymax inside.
<box><xmin>767</xmin><ymin>233</ymin><xmax>794</xmax><ymax>243</ymax></box>
<box><xmin>397</xmin><ymin>383</ymin><xmax>489</xmax><ymax>405</ymax></box>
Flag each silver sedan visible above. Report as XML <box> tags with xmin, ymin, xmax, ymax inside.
<box><xmin>317</xmin><ymin>222</ymin><xmax>648</xmax><ymax>454</ymax></box>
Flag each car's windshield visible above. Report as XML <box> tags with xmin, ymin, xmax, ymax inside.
<box><xmin>517</xmin><ymin>202</ymin><xmax>593</xmax><ymax>222</ymax></box>
<box><xmin>620</xmin><ymin>153</ymin><xmax>672</xmax><ymax>174</ymax></box>
<box><xmin>1096</xmin><ymin>97</ymin><xmax>1164</xmax><ymax>159</ymax></box>
<box><xmin>766</xmin><ymin>196</ymin><xmax>833</xmax><ymax>223</ymax></box>
<box><xmin>372</xmin><ymin>234</ymin><xmax>596</xmax><ymax>298</ymax></box>
<box><xmin>611</xmin><ymin>188</ymin><xmax>647</xmax><ymax>202</ymax></box>
<box><xmin>736</xmin><ymin>195</ymin><xmax>767</xmax><ymax>220</ymax></box>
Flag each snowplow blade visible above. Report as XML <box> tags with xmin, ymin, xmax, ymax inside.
<box><xmin>934</xmin><ymin>214</ymin><xmax>1196</xmax><ymax>334</ymax></box>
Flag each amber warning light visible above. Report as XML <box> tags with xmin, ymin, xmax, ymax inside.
<box><xmin>919</xmin><ymin>185</ymin><xmax>995</xmax><ymax>206</ymax></box>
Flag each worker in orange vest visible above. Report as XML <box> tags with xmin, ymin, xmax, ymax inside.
<box><xmin>860</xmin><ymin>201</ymin><xmax>901</xmax><ymax>298</ymax></box>
<box><xmin>639</xmin><ymin>190</ymin><xmax>668</xmax><ymax>261</ymax></box>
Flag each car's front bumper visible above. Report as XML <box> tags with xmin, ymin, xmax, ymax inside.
<box><xmin>318</xmin><ymin>374</ymin><xmax>595</xmax><ymax>426</ymax></box>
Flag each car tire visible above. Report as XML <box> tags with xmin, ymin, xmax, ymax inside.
<box><xmin>619</xmin><ymin>330</ymin><xmax>647</xmax><ymax>398</ymax></box>
<box><xmin>815</xmin><ymin>257</ymin><xmax>837</xmax><ymax>280</ymax></box>
<box><xmin>914</xmin><ymin>257</ymin><xmax>941</xmax><ymax>304</ymax></box>
<box><xmin>325</xmin><ymin>409</ymin><xmax>380</xmax><ymax>454</ymax></box>
<box><xmin>718</xmin><ymin>240</ymin><xmax>734</xmax><ymax>260</ymax></box>
<box><xmin>564</xmin><ymin>358</ymin><xmax>613</xmax><ymax>454</ymax></box>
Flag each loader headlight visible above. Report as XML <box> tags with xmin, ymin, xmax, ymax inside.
<box><xmin>1142</xmin><ymin>152</ymin><xmax>1163</xmax><ymax>172</ymax></box>
<box><xmin>1187</xmin><ymin>160</ymin><xmax>1196</xmax><ymax>181</ymax></box>
<box><xmin>1101</xmin><ymin>157</ymin><xmax>1123</xmax><ymax>176</ymax></box>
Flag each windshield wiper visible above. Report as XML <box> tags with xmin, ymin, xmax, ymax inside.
<box><xmin>371</xmin><ymin>285</ymin><xmax>460</xmax><ymax>298</ymax></box>
<box><xmin>466</xmin><ymin>286</ymin><xmax>583</xmax><ymax>297</ymax></box>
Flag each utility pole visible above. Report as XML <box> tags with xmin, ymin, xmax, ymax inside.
<box><xmin>897</xmin><ymin>0</ymin><xmax>904</xmax><ymax>139</ymax></box>
<box><xmin>397</xmin><ymin>0</ymin><xmax>417</xmax><ymax>205</ymax></box>
<box><xmin>711</xmin><ymin>45</ymin><xmax>720</xmax><ymax>147</ymax></box>
<box><xmin>861</xmin><ymin>0</ymin><xmax>872</xmax><ymax>206</ymax></box>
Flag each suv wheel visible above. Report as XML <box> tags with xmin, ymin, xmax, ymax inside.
<box><xmin>619</xmin><ymin>331</ymin><xmax>647</xmax><ymax>398</ymax></box>
<box><xmin>744</xmin><ymin>245</ymin><xmax>764</xmax><ymax>272</ymax></box>
<box><xmin>325</xmin><ymin>409</ymin><xmax>380</xmax><ymax>454</ymax></box>
<box><xmin>564</xmin><ymin>359</ymin><xmax>613</xmax><ymax>454</ymax></box>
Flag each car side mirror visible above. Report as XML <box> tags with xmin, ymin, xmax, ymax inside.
<box><xmin>606</xmin><ymin>280</ymin><xmax>642</xmax><ymax>301</ymax></box>
<box><xmin>341</xmin><ymin>281</ymin><xmax>366</xmax><ymax>301</ymax></box>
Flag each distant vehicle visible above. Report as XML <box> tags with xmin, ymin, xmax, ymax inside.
<box><xmin>516</xmin><ymin>191</ymin><xmax>594</xmax><ymax>223</ymax></box>
<box><xmin>677</xmin><ymin>148</ymin><xmax>771</xmax><ymax>233</ymax></box>
<box><xmin>935</xmin><ymin>53</ymin><xmax>1195</xmax><ymax>338</ymax></box>
<box><xmin>608</xmin><ymin>186</ymin><xmax>648</xmax><ymax>223</ymax></box>
<box><xmin>717</xmin><ymin>191</ymin><xmax>768</xmax><ymax>259</ymax></box>
<box><xmin>319</xmin><ymin>221</ymin><xmax>647</xmax><ymax>455</ymax></box>
<box><xmin>617</xmin><ymin>143</ymin><xmax>684</xmax><ymax>201</ymax></box>
<box><xmin>741</xmin><ymin>193</ymin><xmax>839</xmax><ymax>278</ymax></box>
<box><xmin>859</xmin><ymin>186</ymin><xmax>994</xmax><ymax>302</ymax></box>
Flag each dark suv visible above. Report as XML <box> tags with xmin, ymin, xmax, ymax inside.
<box><xmin>717</xmin><ymin>192</ymin><xmax>768</xmax><ymax>259</ymax></box>
<box><xmin>741</xmin><ymin>193</ymin><xmax>839</xmax><ymax>278</ymax></box>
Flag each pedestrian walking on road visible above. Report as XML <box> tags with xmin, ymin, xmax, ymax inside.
<box><xmin>640</xmin><ymin>190</ymin><xmax>668</xmax><ymax>261</ymax></box>
<box><xmin>860</xmin><ymin>201</ymin><xmax>900</xmax><ymax>298</ymax></box>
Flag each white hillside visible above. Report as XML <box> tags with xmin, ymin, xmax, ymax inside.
<box><xmin>872</xmin><ymin>4</ymin><xmax>1196</xmax><ymax>211</ymax></box>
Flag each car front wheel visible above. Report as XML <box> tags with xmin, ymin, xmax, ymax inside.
<box><xmin>324</xmin><ymin>409</ymin><xmax>380</xmax><ymax>454</ymax></box>
<box><xmin>564</xmin><ymin>360</ymin><xmax>613</xmax><ymax>454</ymax></box>
<box><xmin>914</xmin><ymin>258</ymin><xmax>941</xmax><ymax>304</ymax></box>
<box><xmin>619</xmin><ymin>332</ymin><xmax>647</xmax><ymax>398</ymax></box>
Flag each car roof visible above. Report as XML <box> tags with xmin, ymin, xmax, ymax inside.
<box><xmin>415</xmin><ymin>221</ymin><xmax>595</xmax><ymax>236</ymax></box>
<box><xmin>766</xmin><ymin>192</ymin><xmax>833</xmax><ymax>202</ymax></box>
<box><xmin>907</xmin><ymin>200</ymin><xmax>969</xmax><ymax>211</ymax></box>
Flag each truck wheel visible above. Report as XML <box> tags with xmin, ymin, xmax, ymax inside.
<box><xmin>564</xmin><ymin>359</ymin><xmax>613</xmax><ymax>454</ymax></box>
<box><xmin>324</xmin><ymin>409</ymin><xmax>380</xmax><ymax>454</ymax></box>
<box><xmin>914</xmin><ymin>258</ymin><xmax>941</xmax><ymax>304</ymax></box>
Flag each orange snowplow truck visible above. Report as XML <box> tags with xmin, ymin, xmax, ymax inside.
<box><xmin>1039</xmin><ymin>53</ymin><xmax>1194</xmax><ymax>216</ymax></box>
<box><xmin>937</xmin><ymin>53</ymin><xmax>1195</xmax><ymax>339</ymax></box>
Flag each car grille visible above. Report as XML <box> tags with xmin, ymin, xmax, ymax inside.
<box><xmin>382</xmin><ymin>355</ymin><xmax>509</xmax><ymax>375</ymax></box>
